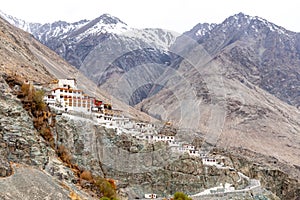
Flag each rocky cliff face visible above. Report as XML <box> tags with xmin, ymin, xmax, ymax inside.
<box><xmin>54</xmin><ymin>115</ymin><xmax>266</xmax><ymax>199</ymax></box>
<box><xmin>0</xmin><ymin>74</ymin><xmax>99</xmax><ymax>199</ymax></box>
<box><xmin>0</xmin><ymin>75</ymin><xmax>50</xmax><ymax>176</ymax></box>
<box><xmin>216</xmin><ymin>148</ymin><xmax>300</xmax><ymax>200</ymax></box>
<box><xmin>53</xmin><ymin>112</ymin><xmax>300</xmax><ymax>199</ymax></box>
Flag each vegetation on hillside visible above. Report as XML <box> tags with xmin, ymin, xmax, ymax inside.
<box><xmin>173</xmin><ymin>192</ymin><xmax>192</xmax><ymax>200</ymax></box>
<box><xmin>20</xmin><ymin>83</ymin><xmax>55</xmax><ymax>147</ymax></box>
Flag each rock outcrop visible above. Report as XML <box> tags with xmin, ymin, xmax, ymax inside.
<box><xmin>0</xmin><ymin>75</ymin><xmax>51</xmax><ymax>176</ymax></box>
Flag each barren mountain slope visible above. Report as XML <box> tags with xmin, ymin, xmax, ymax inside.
<box><xmin>0</xmin><ymin>16</ymin><xmax>156</xmax><ymax>121</ymax></box>
<box><xmin>136</xmin><ymin>44</ymin><xmax>300</xmax><ymax>178</ymax></box>
<box><xmin>0</xmin><ymin>17</ymin><xmax>53</xmax><ymax>83</ymax></box>
<box><xmin>184</xmin><ymin>13</ymin><xmax>300</xmax><ymax>107</ymax></box>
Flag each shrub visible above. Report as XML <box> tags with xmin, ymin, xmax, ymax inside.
<box><xmin>173</xmin><ymin>192</ymin><xmax>192</xmax><ymax>200</ymax></box>
<box><xmin>21</xmin><ymin>83</ymin><xmax>31</xmax><ymax>97</ymax></box>
<box><xmin>40</xmin><ymin>126</ymin><xmax>55</xmax><ymax>148</ymax></box>
<box><xmin>80</xmin><ymin>170</ymin><xmax>93</xmax><ymax>182</ymax></box>
<box><xmin>57</xmin><ymin>145</ymin><xmax>72</xmax><ymax>165</ymax></box>
<box><xmin>95</xmin><ymin>177</ymin><xmax>117</xmax><ymax>199</ymax></box>
<box><xmin>100</xmin><ymin>197</ymin><xmax>110</xmax><ymax>200</ymax></box>
<box><xmin>33</xmin><ymin>90</ymin><xmax>46</xmax><ymax>111</ymax></box>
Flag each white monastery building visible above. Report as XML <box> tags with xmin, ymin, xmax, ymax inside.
<box><xmin>44</xmin><ymin>78</ymin><xmax>95</xmax><ymax>113</ymax></box>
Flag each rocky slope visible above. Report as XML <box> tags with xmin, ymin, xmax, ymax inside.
<box><xmin>0</xmin><ymin>14</ymin><xmax>158</xmax><ymax>199</ymax></box>
<box><xmin>0</xmin><ymin>73</ymin><xmax>98</xmax><ymax>199</ymax></box>
<box><xmin>55</xmin><ymin>114</ymin><xmax>282</xmax><ymax>199</ymax></box>
<box><xmin>184</xmin><ymin>12</ymin><xmax>300</xmax><ymax>108</ymax></box>
<box><xmin>135</xmin><ymin>16</ymin><xmax>300</xmax><ymax>198</ymax></box>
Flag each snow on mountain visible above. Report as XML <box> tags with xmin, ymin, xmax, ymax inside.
<box><xmin>121</xmin><ymin>28</ymin><xmax>179</xmax><ymax>50</ymax></box>
<box><xmin>73</xmin><ymin>14</ymin><xmax>129</xmax><ymax>41</ymax></box>
<box><xmin>34</xmin><ymin>20</ymin><xmax>89</xmax><ymax>42</ymax></box>
<box><xmin>195</xmin><ymin>23</ymin><xmax>216</xmax><ymax>36</ymax></box>
<box><xmin>182</xmin><ymin>22</ymin><xmax>216</xmax><ymax>42</ymax></box>
<box><xmin>221</xmin><ymin>12</ymin><xmax>291</xmax><ymax>36</ymax></box>
<box><xmin>0</xmin><ymin>10</ymin><xmax>41</xmax><ymax>33</ymax></box>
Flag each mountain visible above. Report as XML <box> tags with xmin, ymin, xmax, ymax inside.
<box><xmin>0</xmin><ymin>12</ymin><xmax>176</xmax><ymax>65</ymax></box>
<box><xmin>184</xmin><ymin>12</ymin><xmax>300</xmax><ymax>107</ymax></box>
<box><xmin>0</xmin><ymin>12</ymin><xmax>179</xmax><ymax>105</ymax></box>
<box><xmin>135</xmin><ymin>13</ymin><xmax>300</xmax><ymax>196</ymax></box>
<box><xmin>0</xmin><ymin>10</ymin><xmax>41</xmax><ymax>33</ymax></box>
<box><xmin>1</xmin><ymin>11</ymin><xmax>299</xmax><ymax>108</ymax></box>
<box><xmin>183</xmin><ymin>22</ymin><xmax>216</xmax><ymax>39</ymax></box>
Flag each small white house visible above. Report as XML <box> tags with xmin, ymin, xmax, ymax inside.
<box><xmin>144</xmin><ymin>194</ymin><xmax>157</xmax><ymax>199</ymax></box>
<box><xmin>137</xmin><ymin>135</ymin><xmax>175</xmax><ymax>143</ymax></box>
<box><xmin>202</xmin><ymin>158</ymin><xmax>217</xmax><ymax>166</ymax></box>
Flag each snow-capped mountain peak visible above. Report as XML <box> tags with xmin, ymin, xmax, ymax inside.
<box><xmin>223</xmin><ymin>12</ymin><xmax>290</xmax><ymax>35</ymax></box>
<box><xmin>0</xmin><ymin>10</ymin><xmax>41</xmax><ymax>33</ymax></box>
<box><xmin>96</xmin><ymin>13</ymin><xmax>127</xmax><ymax>25</ymax></box>
<box><xmin>72</xmin><ymin>14</ymin><xmax>130</xmax><ymax>41</ymax></box>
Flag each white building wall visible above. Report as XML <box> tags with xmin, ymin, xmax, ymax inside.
<box><xmin>58</xmin><ymin>79</ymin><xmax>77</xmax><ymax>89</ymax></box>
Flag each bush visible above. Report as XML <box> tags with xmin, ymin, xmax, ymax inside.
<box><xmin>21</xmin><ymin>83</ymin><xmax>46</xmax><ymax>111</ymax></box>
<box><xmin>95</xmin><ymin>177</ymin><xmax>117</xmax><ymax>199</ymax></box>
<box><xmin>173</xmin><ymin>192</ymin><xmax>192</xmax><ymax>200</ymax></box>
<box><xmin>33</xmin><ymin>90</ymin><xmax>46</xmax><ymax>111</ymax></box>
<box><xmin>80</xmin><ymin>170</ymin><xmax>93</xmax><ymax>182</ymax></box>
<box><xmin>99</xmin><ymin>198</ymin><xmax>118</xmax><ymax>200</ymax></box>
<box><xmin>40</xmin><ymin>126</ymin><xmax>55</xmax><ymax>148</ymax></box>
<box><xmin>100</xmin><ymin>197</ymin><xmax>110</xmax><ymax>200</ymax></box>
<box><xmin>21</xmin><ymin>83</ymin><xmax>31</xmax><ymax>97</ymax></box>
<box><xmin>57</xmin><ymin>145</ymin><xmax>72</xmax><ymax>165</ymax></box>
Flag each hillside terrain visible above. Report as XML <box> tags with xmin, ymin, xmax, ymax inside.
<box><xmin>136</xmin><ymin>12</ymin><xmax>300</xmax><ymax>174</ymax></box>
<box><xmin>0</xmin><ymin>11</ymin><xmax>300</xmax><ymax>199</ymax></box>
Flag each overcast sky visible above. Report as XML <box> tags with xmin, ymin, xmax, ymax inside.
<box><xmin>1</xmin><ymin>0</ymin><xmax>300</xmax><ymax>33</ymax></box>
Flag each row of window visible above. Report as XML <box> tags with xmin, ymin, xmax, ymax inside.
<box><xmin>54</xmin><ymin>89</ymin><xmax>82</xmax><ymax>94</ymax></box>
<box><xmin>140</xmin><ymin>135</ymin><xmax>174</xmax><ymax>140</ymax></box>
